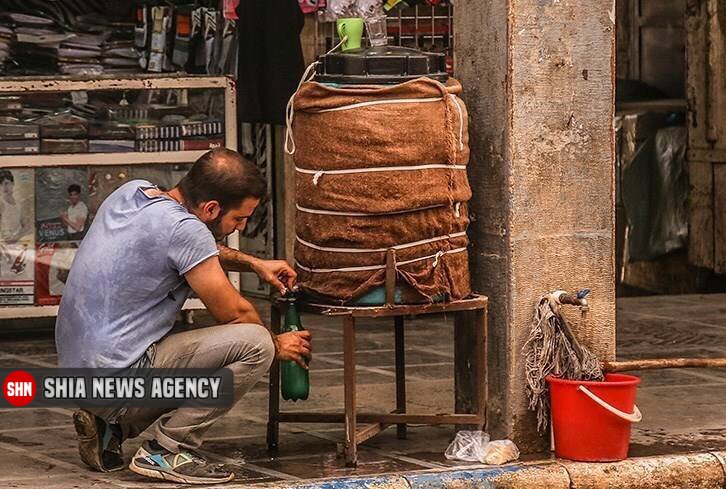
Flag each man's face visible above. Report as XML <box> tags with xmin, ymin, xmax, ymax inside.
<box><xmin>68</xmin><ymin>191</ymin><xmax>81</xmax><ymax>205</ymax></box>
<box><xmin>1</xmin><ymin>179</ymin><xmax>13</xmax><ymax>200</ymax></box>
<box><xmin>203</xmin><ymin>198</ymin><xmax>260</xmax><ymax>241</ymax></box>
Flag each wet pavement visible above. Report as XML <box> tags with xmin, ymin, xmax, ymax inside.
<box><xmin>0</xmin><ymin>293</ymin><xmax>725</xmax><ymax>487</ymax></box>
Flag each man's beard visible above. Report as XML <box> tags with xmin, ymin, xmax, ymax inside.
<box><xmin>206</xmin><ymin>213</ymin><xmax>226</xmax><ymax>241</ymax></box>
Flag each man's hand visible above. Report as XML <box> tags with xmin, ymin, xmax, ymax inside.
<box><xmin>251</xmin><ymin>259</ymin><xmax>297</xmax><ymax>294</ymax></box>
<box><xmin>275</xmin><ymin>330</ymin><xmax>311</xmax><ymax>369</ymax></box>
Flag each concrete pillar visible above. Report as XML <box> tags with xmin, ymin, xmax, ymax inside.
<box><xmin>454</xmin><ymin>0</ymin><xmax>617</xmax><ymax>452</ymax></box>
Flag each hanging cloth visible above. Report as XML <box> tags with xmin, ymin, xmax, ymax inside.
<box><xmin>236</xmin><ymin>0</ymin><xmax>305</xmax><ymax>125</ymax></box>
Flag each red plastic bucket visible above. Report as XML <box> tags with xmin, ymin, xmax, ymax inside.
<box><xmin>547</xmin><ymin>373</ymin><xmax>641</xmax><ymax>462</ymax></box>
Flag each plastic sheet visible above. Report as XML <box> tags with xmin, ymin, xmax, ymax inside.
<box><xmin>623</xmin><ymin>126</ymin><xmax>687</xmax><ymax>261</ymax></box>
<box><xmin>327</xmin><ymin>0</ymin><xmax>357</xmax><ymax>18</ymax></box>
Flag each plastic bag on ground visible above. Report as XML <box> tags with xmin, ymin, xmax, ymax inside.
<box><xmin>482</xmin><ymin>439</ymin><xmax>520</xmax><ymax>465</ymax></box>
<box><xmin>444</xmin><ymin>431</ymin><xmax>520</xmax><ymax>465</ymax></box>
<box><xmin>444</xmin><ymin>431</ymin><xmax>490</xmax><ymax>462</ymax></box>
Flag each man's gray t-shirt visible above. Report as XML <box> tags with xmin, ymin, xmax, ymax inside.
<box><xmin>56</xmin><ymin>180</ymin><xmax>219</xmax><ymax>368</ymax></box>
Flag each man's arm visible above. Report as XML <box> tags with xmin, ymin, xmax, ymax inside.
<box><xmin>185</xmin><ymin>254</ymin><xmax>263</xmax><ymax>325</ymax></box>
<box><xmin>65</xmin><ymin>216</ymin><xmax>85</xmax><ymax>232</ymax></box>
<box><xmin>217</xmin><ymin>243</ymin><xmax>258</xmax><ymax>273</ymax></box>
<box><xmin>184</xmin><ymin>255</ymin><xmax>312</xmax><ymax>368</ymax></box>
<box><xmin>217</xmin><ymin>244</ymin><xmax>298</xmax><ymax>294</ymax></box>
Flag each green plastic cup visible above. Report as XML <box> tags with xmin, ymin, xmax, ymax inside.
<box><xmin>336</xmin><ymin>17</ymin><xmax>364</xmax><ymax>52</ymax></box>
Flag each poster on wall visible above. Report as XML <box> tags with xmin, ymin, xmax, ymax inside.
<box><xmin>0</xmin><ymin>168</ymin><xmax>35</xmax><ymax>305</ymax></box>
<box><xmin>35</xmin><ymin>168</ymin><xmax>90</xmax><ymax>243</ymax></box>
<box><xmin>35</xmin><ymin>242</ymin><xmax>79</xmax><ymax>306</ymax></box>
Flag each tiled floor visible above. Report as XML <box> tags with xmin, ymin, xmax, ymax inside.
<box><xmin>1</xmin><ymin>294</ymin><xmax>726</xmax><ymax>487</ymax></box>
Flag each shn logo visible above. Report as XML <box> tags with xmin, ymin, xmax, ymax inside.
<box><xmin>3</xmin><ymin>370</ymin><xmax>36</xmax><ymax>407</ymax></box>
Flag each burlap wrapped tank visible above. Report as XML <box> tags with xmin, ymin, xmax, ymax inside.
<box><xmin>291</xmin><ymin>76</ymin><xmax>472</xmax><ymax>304</ymax></box>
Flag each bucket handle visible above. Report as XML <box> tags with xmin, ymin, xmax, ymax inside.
<box><xmin>577</xmin><ymin>385</ymin><xmax>642</xmax><ymax>423</ymax></box>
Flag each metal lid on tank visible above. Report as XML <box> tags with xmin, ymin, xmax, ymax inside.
<box><xmin>315</xmin><ymin>45</ymin><xmax>448</xmax><ymax>85</ymax></box>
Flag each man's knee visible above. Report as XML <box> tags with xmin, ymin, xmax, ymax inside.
<box><xmin>252</xmin><ymin>324</ymin><xmax>275</xmax><ymax>371</ymax></box>
<box><xmin>225</xmin><ymin>323</ymin><xmax>274</xmax><ymax>371</ymax></box>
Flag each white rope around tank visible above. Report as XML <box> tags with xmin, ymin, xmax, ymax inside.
<box><xmin>285</xmin><ymin>36</ymin><xmax>348</xmax><ymax>155</ymax></box>
<box><xmin>295</xmin><ymin>246</ymin><xmax>468</xmax><ymax>273</ymax></box>
<box><xmin>284</xmin><ymin>60</ymin><xmax>320</xmax><ymax>155</ymax></box>
<box><xmin>450</xmin><ymin>94</ymin><xmax>465</xmax><ymax>151</ymax></box>
<box><xmin>296</xmin><ymin>231</ymin><xmax>467</xmax><ymax>254</ymax></box>
<box><xmin>297</xmin><ymin>163</ymin><xmax>467</xmax><ymax>186</ymax></box>
<box><xmin>317</xmin><ymin>97</ymin><xmax>442</xmax><ymax>112</ymax></box>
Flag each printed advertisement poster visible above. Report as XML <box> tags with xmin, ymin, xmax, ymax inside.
<box><xmin>35</xmin><ymin>168</ymin><xmax>90</xmax><ymax>243</ymax></box>
<box><xmin>0</xmin><ymin>169</ymin><xmax>35</xmax><ymax>305</ymax></box>
<box><xmin>35</xmin><ymin>242</ymin><xmax>79</xmax><ymax>306</ymax></box>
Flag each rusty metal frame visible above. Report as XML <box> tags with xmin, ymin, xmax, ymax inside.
<box><xmin>315</xmin><ymin>3</ymin><xmax>454</xmax><ymax>56</ymax></box>
<box><xmin>267</xmin><ymin>294</ymin><xmax>488</xmax><ymax>467</ymax></box>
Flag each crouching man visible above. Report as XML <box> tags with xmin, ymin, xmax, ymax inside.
<box><xmin>55</xmin><ymin>149</ymin><xmax>311</xmax><ymax>484</ymax></box>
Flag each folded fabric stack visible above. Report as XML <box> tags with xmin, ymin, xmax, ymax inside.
<box><xmin>35</xmin><ymin>112</ymin><xmax>89</xmax><ymax>154</ymax></box>
<box><xmin>0</xmin><ymin>96</ymin><xmax>40</xmax><ymax>155</ymax></box>
<box><xmin>3</xmin><ymin>13</ymin><xmax>67</xmax><ymax>75</ymax></box>
<box><xmin>101</xmin><ymin>22</ymin><xmax>140</xmax><ymax>75</ymax></box>
<box><xmin>58</xmin><ymin>33</ymin><xmax>107</xmax><ymax>76</ymax></box>
<box><xmin>0</xmin><ymin>25</ymin><xmax>13</xmax><ymax>74</ymax></box>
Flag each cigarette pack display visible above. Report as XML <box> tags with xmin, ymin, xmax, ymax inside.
<box><xmin>40</xmin><ymin>138</ymin><xmax>90</xmax><ymax>154</ymax></box>
<box><xmin>0</xmin><ymin>140</ymin><xmax>40</xmax><ymax>154</ymax></box>
<box><xmin>134</xmin><ymin>120</ymin><xmax>223</xmax><ymax>140</ymax></box>
<box><xmin>135</xmin><ymin>137</ymin><xmax>223</xmax><ymax>152</ymax></box>
<box><xmin>0</xmin><ymin>123</ymin><xmax>40</xmax><ymax>140</ymax></box>
<box><xmin>35</xmin><ymin>168</ymin><xmax>90</xmax><ymax>243</ymax></box>
<box><xmin>0</xmin><ymin>169</ymin><xmax>35</xmax><ymax>306</ymax></box>
<box><xmin>35</xmin><ymin>242</ymin><xmax>78</xmax><ymax>305</ymax></box>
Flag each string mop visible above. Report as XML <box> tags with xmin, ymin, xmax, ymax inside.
<box><xmin>524</xmin><ymin>289</ymin><xmax>604</xmax><ymax>432</ymax></box>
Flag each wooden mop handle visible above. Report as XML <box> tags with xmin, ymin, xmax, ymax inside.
<box><xmin>603</xmin><ymin>358</ymin><xmax>726</xmax><ymax>372</ymax></box>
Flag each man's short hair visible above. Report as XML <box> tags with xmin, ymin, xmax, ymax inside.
<box><xmin>68</xmin><ymin>184</ymin><xmax>81</xmax><ymax>194</ymax></box>
<box><xmin>0</xmin><ymin>170</ymin><xmax>14</xmax><ymax>184</ymax></box>
<box><xmin>178</xmin><ymin>148</ymin><xmax>266</xmax><ymax>211</ymax></box>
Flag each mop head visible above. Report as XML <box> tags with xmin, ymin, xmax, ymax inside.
<box><xmin>524</xmin><ymin>291</ymin><xmax>604</xmax><ymax>432</ymax></box>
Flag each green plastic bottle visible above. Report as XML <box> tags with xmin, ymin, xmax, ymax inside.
<box><xmin>281</xmin><ymin>296</ymin><xmax>309</xmax><ymax>401</ymax></box>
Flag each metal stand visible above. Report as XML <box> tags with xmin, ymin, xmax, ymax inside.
<box><xmin>267</xmin><ymin>294</ymin><xmax>488</xmax><ymax>467</ymax></box>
